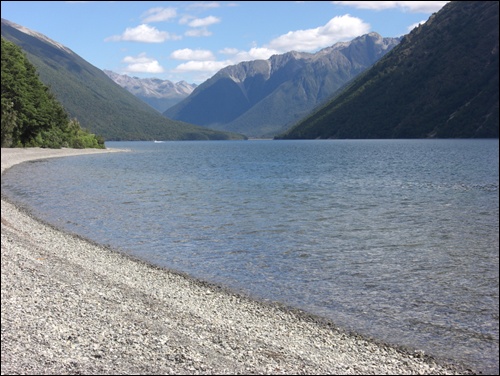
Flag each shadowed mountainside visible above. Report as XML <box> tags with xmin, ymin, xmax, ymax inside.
<box><xmin>278</xmin><ymin>1</ymin><xmax>499</xmax><ymax>139</ymax></box>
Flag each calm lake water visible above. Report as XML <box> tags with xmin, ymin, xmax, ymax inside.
<box><xmin>2</xmin><ymin>139</ymin><xmax>499</xmax><ymax>374</ymax></box>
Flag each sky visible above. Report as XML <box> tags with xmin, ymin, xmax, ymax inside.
<box><xmin>1</xmin><ymin>1</ymin><xmax>449</xmax><ymax>84</ymax></box>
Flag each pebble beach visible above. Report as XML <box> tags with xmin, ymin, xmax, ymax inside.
<box><xmin>1</xmin><ymin>147</ymin><xmax>475</xmax><ymax>375</ymax></box>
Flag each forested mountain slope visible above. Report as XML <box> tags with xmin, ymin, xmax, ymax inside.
<box><xmin>278</xmin><ymin>1</ymin><xmax>499</xmax><ymax>139</ymax></box>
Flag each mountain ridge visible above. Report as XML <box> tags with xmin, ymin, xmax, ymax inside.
<box><xmin>1</xmin><ymin>18</ymin><xmax>244</xmax><ymax>141</ymax></box>
<box><xmin>164</xmin><ymin>32</ymin><xmax>401</xmax><ymax>138</ymax></box>
<box><xmin>103</xmin><ymin>70</ymin><xmax>197</xmax><ymax>113</ymax></box>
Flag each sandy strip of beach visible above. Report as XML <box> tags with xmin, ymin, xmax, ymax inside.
<box><xmin>1</xmin><ymin>147</ymin><xmax>474</xmax><ymax>375</ymax></box>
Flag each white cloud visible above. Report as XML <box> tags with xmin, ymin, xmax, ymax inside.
<box><xmin>188</xmin><ymin>16</ymin><xmax>221</xmax><ymax>28</ymax></box>
<box><xmin>186</xmin><ymin>2</ymin><xmax>221</xmax><ymax>10</ymax></box>
<box><xmin>122</xmin><ymin>53</ymin><xmax>165</xmax><ymax>73</ymax></box>
<box><xmin>219</xmin><ymin>47</ymin><xmax>239</xmax><ymax>55</ymax></box>
<box><xmin>182</xmin><ymin>16</ymin><xmax>220</xmax><ymax>37</ymax></box>
<box><xmin>105</xmin><ymin>24</ymin><xmax>181</xmax><ymax>43</ymax></box>
<box><xmin>141</xmin><ymin>7</ymin><xmax>177</xmax><ymax>23</ymax></box>
<box><xmin>170</xmin><ymin>48</ymin><xmax>216</xmax><ymax>61</ymax></box>
<box><xmin>408</xmin><ymin>20</ymin><xmax>427</xmax><ymax>32</ymax></box>
<box><xmin>232</xmin><ymin>47</ymin><xmax>280</xmax><ymax>62</ymax></box>
<box><xmin>179</xmin><ymin>15</ymin><xmax>194</xmax><ymax>25</ymax></box>
<box><xmin>267</xmin><ymin>14</ymin><xmax>370</xmax><ymax>52</ymax></box>
<box><xmin>173</xmin><ymin>60</ymin><xmax>232</xmax><ymax>73</ymax></box>
<box><xmin>332</xmin><ymin>1</ymin><xmax>449</xmax><ymax>13</ymax></box>
<box><xmin>185</xmin><ymin>28</ymin><xmax>213</xmax><ymax>37</ymax></box>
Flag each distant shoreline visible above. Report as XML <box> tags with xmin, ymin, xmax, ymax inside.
<box><xmin>1</xmin><ymin>147</ymin><xmax>474</xmax><ymax>374</ymax></box>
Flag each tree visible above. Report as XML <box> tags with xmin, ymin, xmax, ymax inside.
<box><xmin>1</xmin><ymin>37</ymin><xmax>104</xmax><ymax>148</ymax></box>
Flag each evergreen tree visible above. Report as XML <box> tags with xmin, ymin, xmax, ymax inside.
<box><xmin>1</xmin><ymin>37</ymin><xmax>104</xmax><ymax>148</ymax></box>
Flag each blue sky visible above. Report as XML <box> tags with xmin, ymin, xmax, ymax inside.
<box><xmin>1</xmin><ymin>1</ymin><xmax>449</xmax><ymax>84</ymax></box>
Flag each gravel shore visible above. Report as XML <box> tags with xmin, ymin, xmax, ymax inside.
<box><xmin>1</xmin><ymin>147</ymin><xmax>476</xmax><ymax>375</ymax></box>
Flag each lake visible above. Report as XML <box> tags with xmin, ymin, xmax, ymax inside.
<box><xmin>2</xmin><ymin>139</ymin><xmax>498</xmax><ymax>374</ymax></box>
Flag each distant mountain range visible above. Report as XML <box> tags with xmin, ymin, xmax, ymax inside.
<box><xmin>1</xmin><ymin>18</ymin><xmax>244</xmax><ymax>141</ymax></box>
<box><xmin>278</xmin><ymin>1</ymin><xmax>499</xmax><ymax>139</ymax></box>
<box><xmin>164</xmin><ymin>33</ymin><xmax>401</xmax><ymax>138</ymax></box>
<box><xmin>103</xmin><ymin>70</ymin><xmax>197</xmax><ymax>113</ymax></box>
<box><xmin>2</xmin><ymin>0</ymin><xmax>496</xmax><ymax>142</ymax></box>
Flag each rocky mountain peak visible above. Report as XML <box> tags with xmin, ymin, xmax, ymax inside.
<box><xmin>164</xmin><ymin>32</ymin><xmax>402</xmax><ymax>137</ymax></box>
<box><xmin>1</xmin><ymin>18</ymin><xmax>74</xmax><ymax>55</ymax></box>
<box><xmin>103</xmin><ymin>70</ymin><xmax>197</xmax><ymax>112</ymax></box>
<box><xmin>103</xmin><ymin>70</ymin><xmax>196</xmax><ymax>98</ymax></box>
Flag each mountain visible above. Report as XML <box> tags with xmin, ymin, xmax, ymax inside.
<box><xmin>278</xmin><ymin>1</ymin><xmax>499</xmax><ymax>139</ymax></box>
<box><xmin>164</xmin><ymin>33</ymin><xmax>401</xmax><ymax>138</ymax></box>
<box><xmin>0</xmin><ymin>18</ymin><xmax>244</xmax><ymax>141</ymax></box>
<box><xmin>103</xmin><ymin>70</ymin><xmax>197</xmax><ymax>113</ymax></box>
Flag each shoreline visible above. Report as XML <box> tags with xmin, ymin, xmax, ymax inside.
<box><xmin>1</xmin><ymin>147</ymin><xmax>475</xmax><ymax>374</ymax></box>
